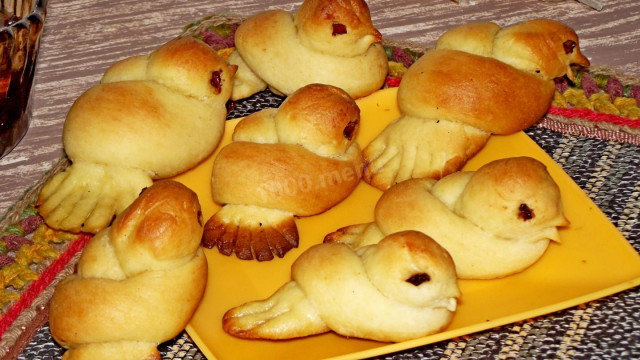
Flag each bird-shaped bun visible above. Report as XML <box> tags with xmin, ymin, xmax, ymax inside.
<box><xmin>223</xmin><ymin>230</ymin><xmax>460</xmax><ymax>342</ymax></box>
<box><xmin>202</xmin><ymin>83</ymin><xmax>363</xmax><ymax>261</ymax></box>
<box><xmin>362</xmin><ymin>19</ymin><xmax>590</xmax><ymax>191</ymax></box>
<box><xmin>36</xmin><ymin>37</ymin><xmax>236</xmax><ymax>234</ymax></box>
<box><xmin>326</xmin><ymin>157</ymin><xmax>569</xmax><ymax>279</ymax></box>
<box><xmin>49</xmin><ymin>180</ymin><xmax>208</xmax><ymax>360</ymax></box>
<box><xmin>228</xmin><ymin>0</ymin><xmax>388</xmax><ymax>100</ymax></box>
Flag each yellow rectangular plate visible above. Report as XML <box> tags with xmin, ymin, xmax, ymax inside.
<box><xmin>172</xmin><ymin>87</ymin><xmax>640</xmax><ymax>360</ymax></box>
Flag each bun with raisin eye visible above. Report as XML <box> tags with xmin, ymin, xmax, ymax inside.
<box><xmin>223</xmin><ymin>230</ymin><xmax>460</xmax><ymax>342</ymax></box>
<box><xmin>49</xmin><ymin>181</ymin><xmax>208</xmax><ymax>360</ymax></box>
<box><xmin>326</xmin><ymin>157</ymin><xmax>570</xmax><ymax>279</ymax></box>
<box><xmin>362</xmin><ymin>19</ymin><xmax>590</xmax><ymax>191</ymax></box>
<box><xmin>228</xmin><ymin>0</ymin><xmax>388</xmax><ymax>100</ymax></box>
<box><xmin>37</xmin><ymin>37</ymin><xmax>236</xmax><ymax>234</ymax></box>
<box><xmin>202</xmin><ymin>84</ymin><xmax>364</xmax><ymax>262</ymax></box>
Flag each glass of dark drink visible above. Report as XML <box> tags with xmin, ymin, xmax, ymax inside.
<box><xmin>0</xmin><ymin>0</ymin><xmax>47</xmax><ymax>159</ymax></box>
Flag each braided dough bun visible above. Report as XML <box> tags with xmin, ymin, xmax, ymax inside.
<box><xmin>223</xmin><ymin>230</ymin><xmax>460</xmax><ymax>342</ymax></box>
<box><xmin>202</xmin><ymin>84</ymin><xmax>363</xmax><ymax>261</ymax></box>
<box><xmin>49</xmin><ymin>181</ymin><xmax>208</xmax><ymax>360</ymax></box>
<box><xmin>362</xmin><ymin>19</ymin><xmax>590</xmax><ymax>191</ymax></box>
<box><xmin>327</xmin><ymin>157</ymin><xmax>569</xmax><ymax>279</ymax></box>
<box><xmin>36</xmin><ymin>37</ymin><xmax>235</xmax><ymax>233</ymax></box>
<box><xmin>229</xmin><ymin>0</ymin><xmax>388</xmax><ymax>100</ymax></box>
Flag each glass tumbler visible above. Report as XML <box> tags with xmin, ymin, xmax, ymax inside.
<box><xmin>0</xmin><ymin>0</ymin><xmax>47</xmax><ymax>159</ymax></box>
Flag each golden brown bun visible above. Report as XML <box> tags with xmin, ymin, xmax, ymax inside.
<box><xmin>491</xmin><ymin>19</ymin><xmax>591</xmax><ymax>81</ymax></box>
<box><xmin>37</xmin><ymin>37</ymin><xmax>235</xmax><ymax>234</ymax></box>
<box><xmin>212</xmin><ymin>142</ymin><xmax>362</xmax><ymax>215</ymax></box>
<box><xmin>229</xmin><ymin>0</ymin><xmax>387</xmax><ymax>100</ymax></box>
<box><xmin>328</xmin><ymin>157</ymin><xmax>569</xmax><ymax>279</ymax></box>
<box><xmin>49</xmin><ymin>181</ymin><xmax>208</xmax><ymax>359</ymax></box>
<box><xmin>363</xmin><ymin>19</ymin><xmax>589</xmax><ymax>191</ymax></box>
<box><xmin>66</xmin><ymin>36</ymin><xmax>234</xmax><ymax>177</ymax></box>
<box><xmin>398</xmin><ymin>49</ymin><xmax>555</xmax><ymax>135</ymax></box>
<box><xmin>203</xmin><ymin>84</ymin><xmax>363</xmax><ymax>261</ymax></box>
<box><xmin>437</xmin><ymin>19</ymin><xmax>590</xmax><ymax>80</ymax></box>
<box><xmin>294</xmin><ymin>0</ymin><xmax>382</xmax><ymax>56</ymax></box>
<box><xmin>435</xmin><ymin>21</ymin><xmax>501</xmax><ymax>57</ymax></box>
<box><xmin>223</xmin><ymin>231</ymin><xmax>460</xmax><ymax>342</ymax></box>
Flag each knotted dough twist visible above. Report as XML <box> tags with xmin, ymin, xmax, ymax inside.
<box><xmin>327</xmin><ymin>157</ymin><xmax>569</xmax><ymax>279</ymax></box>
<box><xmin>223</xmin><ymin>230</ymin><xmax>460</xmax><ymax>342</ymax></box>
<box><xmin>229</xmin><ymin>0</ymin><xmax>388</xmax><ymax>100</ymax></box>
<box><xmin>49</xmin><ymin>180</ymin><xmax>208</xmax><ymax>360</ymax></box>
<box><xmin>202</xmin><ymin>84</ymin><xmax>363</xmax><ymax>261</ymax></box>
<box><xmin>363</xmin><ymin>19</ymin><xmax>590</xmax><ymax>190</ymax></box>
<box><xmin>37</xmin><ymin>37</ymin><xmax>236</xmax><ymax>233</ymax></box>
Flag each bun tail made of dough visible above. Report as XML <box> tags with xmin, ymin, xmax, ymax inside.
<box><xmin>223</xmin><ymin>230</ymin><xmax>460</xmax><ymax>342</ymax></box>
<box><xmin>327</xmin><ymin>157</ymin><xmax>570</xmax><ymax>280</ymax></box>
<box><xmin>36</xmin><ymin>37</ymin><xmax>236</xmax><ymax>234</ymax></box>
<box><xmin>49</xmin><ymin>180</ymin><xmax>208</xmax><ymax>360</ymax></box>
<box><xmin>363</xmin><ymin>18</ymin><xmax>589</xmax><ymax>191</ymax></box>
<box><xmin>202</xmin><ymin>84</ymin><xmax>364</xmax><ymax>261</ymax></box>
<box><xmin>228</xmin><ymin>0</ymin><xmax>388</xmax><ymax>100</ymax></box>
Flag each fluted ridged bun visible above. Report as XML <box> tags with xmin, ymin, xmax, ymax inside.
<box><xmin>213</xmin><ymin>83</ymin><xmax>363</xmax><ymax>216</ymax></box>
<box><xmin>203</xmin><ymin>84</ymin><xmax>363</xmax><ymax>261</ymax></box>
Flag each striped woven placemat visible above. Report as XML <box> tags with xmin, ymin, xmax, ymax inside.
<box><xmin>2</xmin><ymin>14</ymin><xmax>639</xmax><ymax>360</ymax></box>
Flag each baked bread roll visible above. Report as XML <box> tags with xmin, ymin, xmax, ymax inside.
<box><xmin>202</xmin><ymin>84</ymin><xmax>363</xmax><ymax>261</ymax></box>
<box><xmin>363</xmin><ymin>19</ymin><xmax>590</xmax><ymax>190</ymax></box>
<box><xmin>37</xmin><ymin>36</ymin><xmax>236</xmax><ymax>233</ymax></box>
<box><xmin>223</xmin><ymin>230</ymin><xmax>460</xmax><ymax>342</ymax></box>
<box><xmin>49</xmin><ymin>180</ymin><xmax>208</xmax><ymax>360</ymax></box>
<box><xmin>326</xmin><ymin>157</ymin><xmax>569</xmax><ymax>279</ymax></box>
<box><xmin>228</xmin><ymin>0</ymin><xmax>388</xmax><ymax>100</ymax></box>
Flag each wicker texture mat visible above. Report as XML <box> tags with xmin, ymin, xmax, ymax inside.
<box><xmin>11</xmin><ymin>87</ymin><xmax>639</xmax><ymax>359</ymax></box>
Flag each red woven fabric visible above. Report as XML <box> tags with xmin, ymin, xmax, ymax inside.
<box><xmin>548</xmin><ymin>106</ymin><xmax>640</xmax><ymax>129</ymax></box>
<box><xmin>0</xmin><ymin>233</ymin><xmax>92</xmax><ymax>337</ymax></box>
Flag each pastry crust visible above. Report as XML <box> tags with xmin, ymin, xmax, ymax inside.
<box><xmin>223</xmin><ymin>231</ymin><xmax>460</xmax><ymax>342</ymax></box>
<box><xmin>49</xmin><ymin>181</ymin><xmax>208</xmax><ymax>360</ymax></box>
